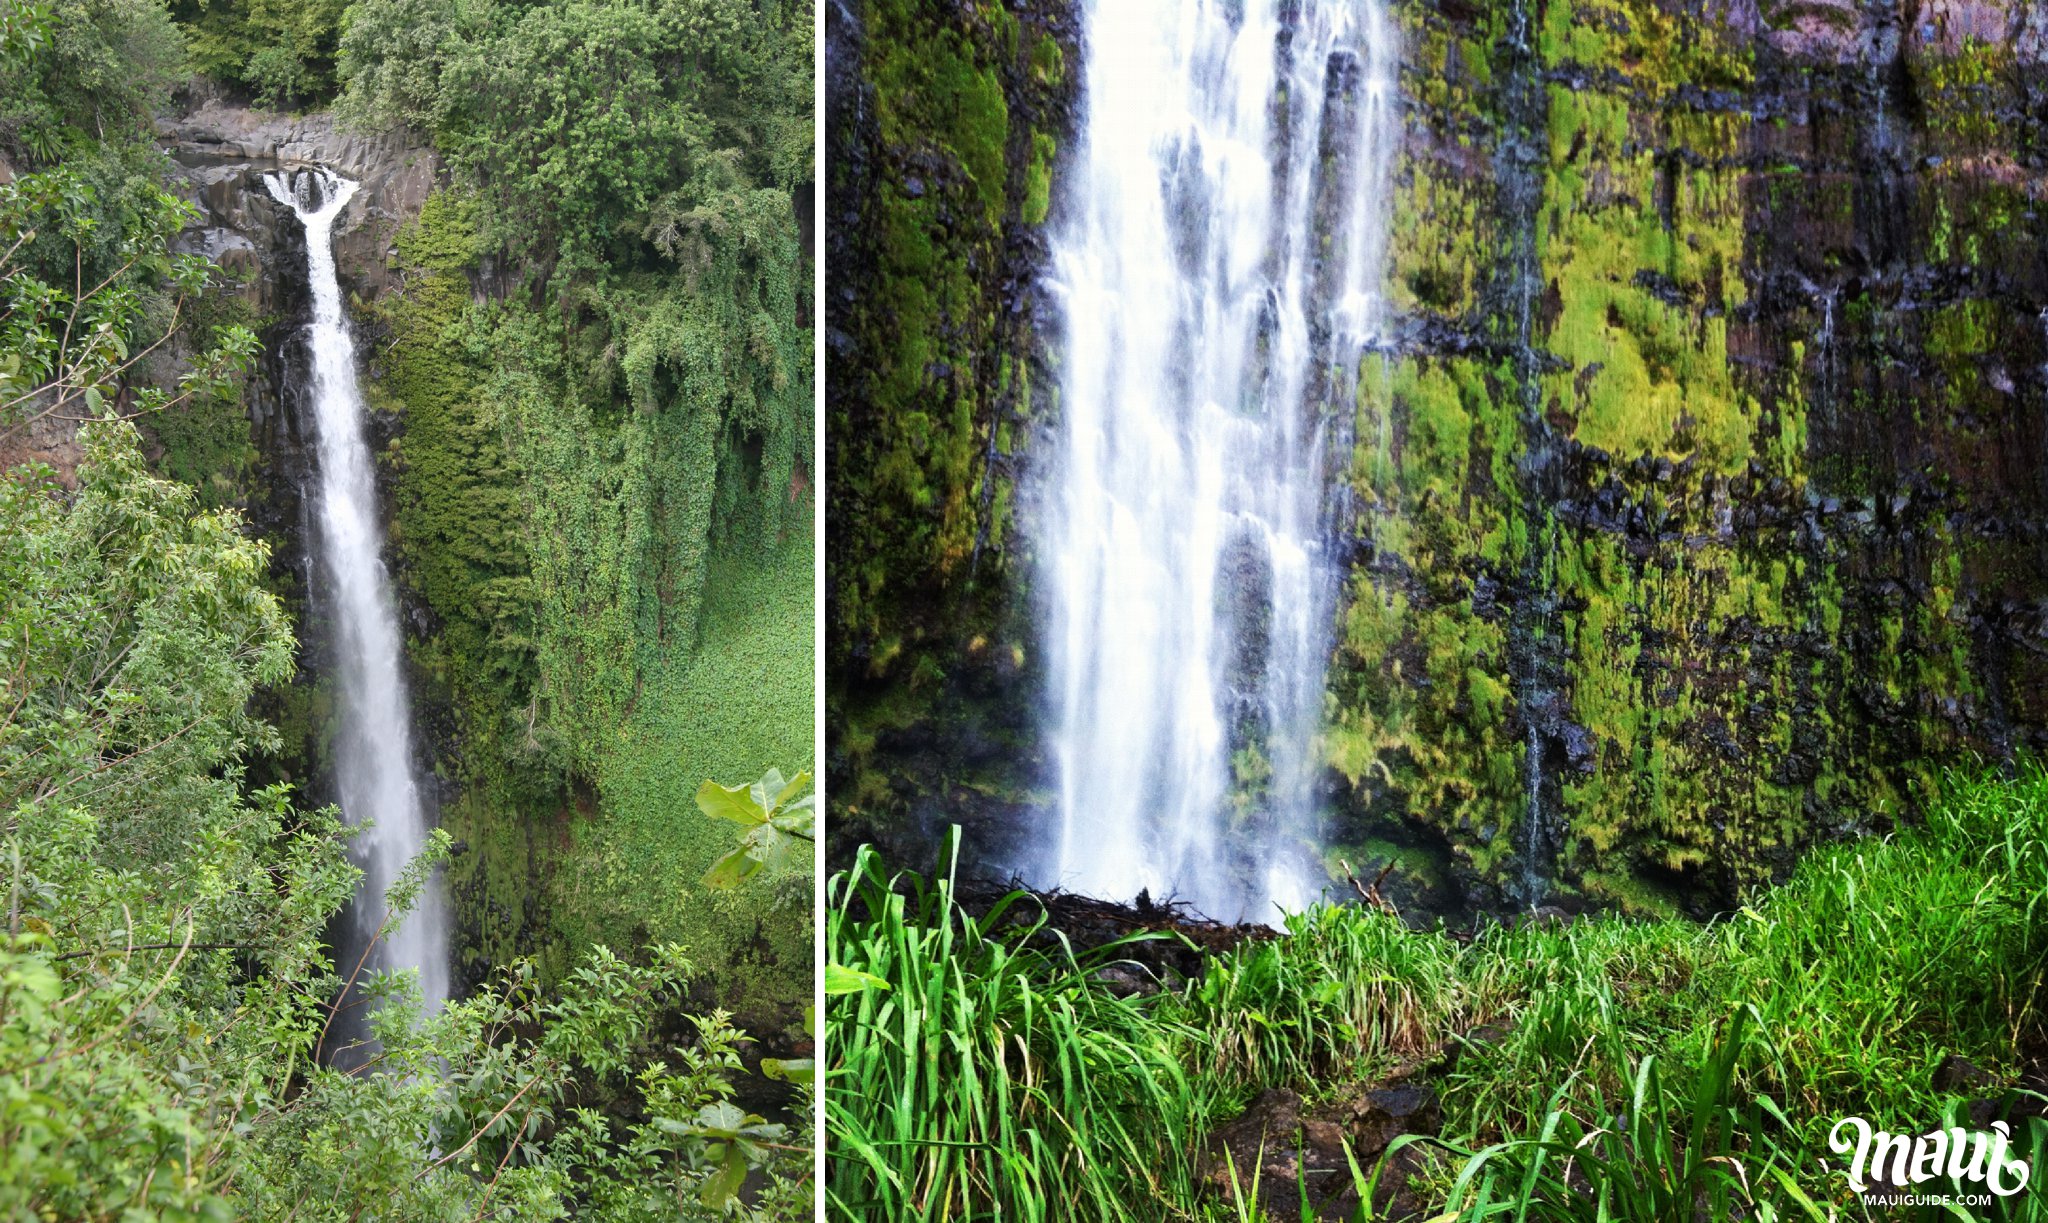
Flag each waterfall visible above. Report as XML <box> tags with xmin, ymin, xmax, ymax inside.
<box><xmin>265</xmin><ymin>168</ymin><xmax>449</xmax><ymax>1021</ymax></box>
<box><xmin>1040</xmin><ymin>0</ymin><xmax>1399</xmax><ymax>922</ymax></box>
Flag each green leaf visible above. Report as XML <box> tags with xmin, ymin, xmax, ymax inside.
<box><xmin>750</xmin><ymin>767</ymin><xmax>789</xmax><ymax>813</ymax></box>
<box><xmin>695</xmin><ymin>778</ymin><xmax>764</xmax><ymax>827</ymax></box>
<box><xmin>771</xmin><ymin>768</ymin><xmax>812</xmax><ymax>809</ymax></box>
<box><xmin>694</xmin><ymin>1101</ymin><xmax>750</xmax><ymax>1136</ymax></box>
<box><xmin>701</xmin><ymin>846</ymin><xmax>763</xmax><ymax>890</ymax></box>
<box><xmin>761</xmin><ymin>1057</ymin><xmax>814</xmax><ymax>1086</ymax></box>
<box><xmin>698</xmin><ymin>1149</ymin><xmax>746</xmax><ymax>1211</ymax></box>
<box><xmin>768</xmin><ymin>809</ymin><xmax>814</xmax><ymax>837</ymax></box>
<box><xmin>825</xmin><ymin>964</ymin><xmax>890</xmax><ymax>995</ymax></box>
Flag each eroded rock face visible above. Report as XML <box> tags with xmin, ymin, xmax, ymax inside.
<box><xmin>0</xmin><ymin>392</ymin><xmax>87</xmax><ymax>486</ymax></box>
<box><xmin>161</xmin><ymin>91</ymin><xmax>439</xmax><ymax>305</ymax></box>
<box><xmin>2</xmin><ymin>97</ymin><xmax>438</xmax><ymax>493</ymax></box>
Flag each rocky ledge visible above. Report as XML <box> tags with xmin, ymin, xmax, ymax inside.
<box><xmin>160</xmin><ymin>90</ymin><xmax>440</xmax><ymax>306</ymax></box>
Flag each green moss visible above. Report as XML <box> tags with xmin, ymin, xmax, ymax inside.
<box><xmin>870</xmin><ymin>12</ymin><xmax>1009</xmax><ymax>222</ymax></box>
<box><xmin>1023</xmin><ymin>131</ymin><xmax>1056</xmax><ymax>226</ymax></box>
<box><xmin>148</xmin><ymin>391</ymin><xmax>257</xmax><ymax>508</ymax></box>
<box><xmin>375</xmin><ymin>184</ymin><xmax>812</xmax><ymax>1020</ymax></box>
<box><xmin>378</xmin><ymin>193</ymin><xmax>538</xmax><ymax>778</ymax></box>
<box><xmin>149</xmin><ymin>282</ymin><xmax>263</xmax><ymax>506</ymax></box>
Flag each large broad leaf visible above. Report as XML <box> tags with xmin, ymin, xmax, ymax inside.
<box><xmin>771</xmin><ymin>768</ymin><xmax>811</xmax><ymax>809</ymax></box>
<box><xmin>691</xmin><ymin>1101</ymin><xmax>751</xmax><ymax>1138</ymax></box>
<box><xmin>761</xmin><ymin>1057</ymin><xmax>814</xmax><ymax>1087</ymax></box>
<box><xmin>702</xmin><ymin>845</ymin><xmax>764</xmax><ymax>890</ymax></box>
<box><xmin>698</xmin><ymin>1149</ymin><xmax>746</xmax><ymax>1212</ymax></box>
<box><xmin>695</xmin><ymin>767</ymin><xmax>814</xmax><ymax>889</ymax></box>
<box><xmin>748</xmin><ymin>767</ymin><xmax>790</xmax><ymax>813</ymax></box>
<box><xmin>695</xmin><ymin>779</ymin><xmax>765</xmax><ymax>827</ymax></box>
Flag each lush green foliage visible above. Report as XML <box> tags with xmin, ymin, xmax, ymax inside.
<box><xmin>0</xmin><ymin>419</ymin><xmax>813</xmax><ymax>1220</ymax></box>
<box><xmin>698</xmin><ymin>767</ymin><xmax>815</xmax><ymax>890</ymax></box>
<box><xmin>1</xmin><ymin>6</ymin><xmax>817</xmax><ymax>1212</ymax></box>
<box><xmin>339</xmin><ymin>0</ymin><xmax>811</xmax><ymax>267</ymax></box>
<box><xmin>338</xmin><ymin>1</ymin><xmax>815</xmax><ymax>1017</ymax></box>
<box><xmin>170</xmin><ymin>0</ymin><xmax>348</xmax><ymax>107</ymax></box>
<box><xmin>0</xmin><ymin>0</ymin><xmax>184</xmax><ymax>168</ymax></box>
<box><xmin>826</xmin><ymin>768</ymin><xmax>2048</xmax><ymax>1220</ymax></box>
<box><xmin>827</xmin><ymin>842</ymin><xmax>1208</xmax><ymax>1221</ymax></box>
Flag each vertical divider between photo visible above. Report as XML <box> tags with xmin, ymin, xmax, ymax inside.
<box><xmin>811</xmin><ymin>0</ymin><xmax>830</xmax><ymax>1213</ymax></box>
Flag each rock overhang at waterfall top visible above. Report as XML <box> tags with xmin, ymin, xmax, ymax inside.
<box><xmin>161</xmin><ymin>92</ymin><xmax>440</xmax><ymax>308</ymax></box>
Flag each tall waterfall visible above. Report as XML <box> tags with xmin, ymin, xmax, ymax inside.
<box><xmin>266</xmin><ymin>168</ymin><xmax>449</xmax><ymax>1018</ymax></box>
<box><xmin>1042</xmin><ymin>0</ymin><xmax>1399</xmax><ymax>921</ymax></box>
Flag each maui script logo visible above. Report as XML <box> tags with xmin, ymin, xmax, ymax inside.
<box><xmin>1830</xmin><ymin>1116</ymin><xmax>2033</xmax><ymax>1205</ymax></box>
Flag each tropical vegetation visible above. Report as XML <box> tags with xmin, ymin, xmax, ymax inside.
<box><xmin>2</xmin><ymin>0</ymin><xmax>814</xmax><ymax>1215</ymax></box>
<box><xmin>826</xmin><ymin>768</ymin><xmax>2048</xmax><ymax>1220</ymax></box>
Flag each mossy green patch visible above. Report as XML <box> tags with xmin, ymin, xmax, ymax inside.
<box><xmin>556</xmin><ymin>535</ymin><xmax>815</xmax><ymax>1019</ymax></box>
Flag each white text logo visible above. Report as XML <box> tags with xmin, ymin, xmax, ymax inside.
<box><xmin>1828</xmin><ymin>1117</ymin><xmax>2032</xmax><ymax>1198</ymax></box>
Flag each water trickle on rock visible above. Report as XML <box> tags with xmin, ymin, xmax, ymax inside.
<box><xmin>1497</xmin><ymin>0</ymin><xmax>1558</xmax><ymax>911</ymax></box>
<box><xmin>265</xmin><ymin>167</ymin><xmax>449</xmax><ymax>1028</ymax></box>
<box><xmin>1038</xmin><ymin>0</ymin><xmax>1399</xmax><ymax>923</ymax></box>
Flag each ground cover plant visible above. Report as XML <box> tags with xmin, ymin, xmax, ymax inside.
<box><xmin>825</xmin><ymin>767</ymin><xmax>2048</xmax><ymax>1221</ymax></box>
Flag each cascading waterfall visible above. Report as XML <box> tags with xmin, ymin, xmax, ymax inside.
<box><xmin>265</xmin><ymin>168</ymin><xmax>449</xmax><ymax>1022</ymax></box>
<box><xmin>1041</xmin><ymin>0</ymin><xmax>1398</xmax><ymax>922</ymax></box>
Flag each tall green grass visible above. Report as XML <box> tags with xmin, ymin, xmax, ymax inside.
<box><xmin>827</xmin><ymin>768</ymin><xmax>2048</xmax><ymax>1221</ymax></box>
<box><xmin>825</xmin><ymin>839</ymin><xmax>1213</xmax><ymax>1220</ymax></box>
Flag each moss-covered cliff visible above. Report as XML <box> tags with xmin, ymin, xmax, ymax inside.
<box><xmin>825</xmin><ymin>0</ymin><xmax>1079</xmax><ymax>866</ymax></box>
<box><xmin>369</xmin><ymin>186</ymin><xmax>816</xmax><ymax>1026</ymax></box>
<box><xmin>826</xmin><ymin>0</ymin><xmax>2048</xmax><ymax>918</ymax></box>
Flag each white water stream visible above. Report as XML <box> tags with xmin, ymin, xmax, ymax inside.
<box><xmin>266</xmin><ymin>168</ymin><xmax>448</xmax><ymax>1016</ymax></box>
<box><xmin>1041</xmin><ymin>0</ymin><xmax>1399</xmax><ymax>921</ymax></box>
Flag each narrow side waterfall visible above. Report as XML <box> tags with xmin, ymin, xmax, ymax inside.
<box><xmin>1042</xmin><ymin>0</ymin><xmax>1399</xmax><ymax>922</ymax></box>
<box><xmin>266</xmin><ymin>168</ymin><xmax>449</xmax><ymax>1017</ymax></box>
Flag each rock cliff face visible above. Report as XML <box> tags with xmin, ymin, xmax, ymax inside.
<box><xmin>165</xmin><ymin>96</ymin><xmax>439</xmax><ymax>302</ymax></box>
<box><xmin>825</xmin><ymin>0</ymin><xmax>1081</xmax><ymax>869</ymax></box>
<box><xmin>162</xmin><ymin>94</ymin><xmax>438</xmax><ymax>498</ymax></box>
<box><xmin>826</xmin><ymin>0</ymin><xmax>2048</xmax><ymax>918</ymax></box>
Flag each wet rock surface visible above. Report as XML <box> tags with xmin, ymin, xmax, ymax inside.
<box><xmin>823</xmin><ymin>0</ymin><xmax>1082</xmax><ymax>877</ymax></box>
<box><xmin>161</xmin><ymin>89</ymin><xmax>439</xmax><ymax>303</ymax></box>
<box><xmin>827</xmin><ymin>0</ymin><xmax>2048</xmax><ymax>924</ymax></box>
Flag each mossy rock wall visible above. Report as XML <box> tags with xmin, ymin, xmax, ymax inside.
<box><xmin>830</xmin><ymin>0</ymin><xmax>2048</xmax><ymax>917</ymax></box>
<box><xmin>372</xmin><ymin>191</ymin><xmax>816</xmax><ymax>1034</ymax></box>
<box><xmin>824</xmin><ymin>0</ymin><xmax>1081</xmax><ymax>868</ymax></box>
<box><xmin>1329</xmin><ymin>0</ymin><xmax>2048</xmax><ymax>916</ymax></box>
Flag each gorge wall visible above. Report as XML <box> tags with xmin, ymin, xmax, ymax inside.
<box><xmin>825</xmin><ymin>0</ymin><xmax>2048</xmax><ymax>919</ymax></box>
<box><xmin>159</xmin><ymin>95</ymin><xmax>815</xmax><ymax>1035</ymax></box>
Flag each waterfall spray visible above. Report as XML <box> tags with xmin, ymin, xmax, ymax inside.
<box><xmin>265</xmin><ymin>167</ymin><xmax>449</xmax><ymax>1024</ymax></box>
<box><xmin>1040</xmin><ymin>0</ymin><xmax>1399</xmax><ymax>922</ymax></box>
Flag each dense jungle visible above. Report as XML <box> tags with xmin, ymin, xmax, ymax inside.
<box><xmin>0</xmin><ymin>0</ymin><xmax>815</xmax><ymax>1216</ymax></box>
<box><xmin>823</xmin><ymin>0</ymin><xmax>2048</xmax><ymax>1217</ymax></box>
